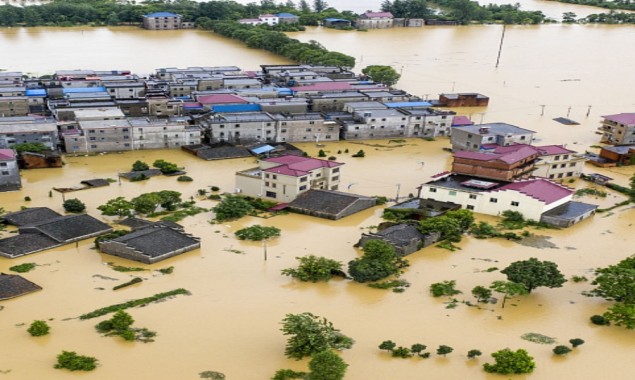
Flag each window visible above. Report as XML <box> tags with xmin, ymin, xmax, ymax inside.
<box><xmin>569</xmin><ymin>162</ymin><xmax>576</xmax><ymax>167</ymax></box>
<box><xmin>265</xmin><ymin>174</ymin><xmax>270</xmax><ymax>179</ymax></box>
<box><xmin>281</xmin><ymin>129</ymin><xmax>287</xmax><ymax>133</ymax></box>
<box><xmin>122</xmin><ymin>128</ymin><xmax>129</xmax><ymax>132</ymax></box>
<box><xmin>448</xmin><ymin>190</ymin><xmax>457</xmax><ymax>196</ymax></box>
<box><xmin>557</xmin><ymin>173</ymin><xmax>564</xmax><ymax>178</ymax></box>
<box><xmin>272</xmin><ymin>175</ymin><xmax>277</xmax><ymax>180</ymax></box>
<box><xmin>489</xmin><ymin>197</ymin><xmax>498</xmax><ymax>203</ymax></box>
<box><xmin>466</xmin><ymin>205</ymin><xmax>474</xmax><ymax>210</ymax></box>
<box><xmin>235</xmin><ymin>124</ymin><xmax>240</xmax><ymax>128</ymax></box>
<box><xmin>281</xmin><ymin>122</ymin><xmax>287</xmax><ymax>126</ymax></box>
<box><xmin>469</xmin><ymin>194</ymin><xmax>477</xmax><ymax>199</ymax></box>
<box><xmin>333</xmin><ymin>168</ymin><xmax>339</xmax><ymax>173</ymax></box>
<box><xmin>567</xmin><ymin>172</ymin><xmax>573</xmax><ymax>177</ymax></box>
<box><xmin>306</xmin><ymin>128</ymin><xmax>312</xmax><ymax>132</ymax></box>
<box><xmin>265</xmin><ymin>191</ymin><xmax>277</xmax><ymax>198</ymax></box>
<box><xmin>271</xmin><ymin>183</ymin><xmax>277</xmax><ymax>188</ymax></box>
<box><xmin>520</xmin><ymin>136</ymin><xmax>526</xmax><ymax>140</ymax></box>
<box><xmin>90</xmin><ymin>144</ymin><xmax>97</xmax><ymax>149</ymax></box>
<box><xmin>332</xmin><ymin>176</ymin><xmax>339</xmax><ymax>181</ymax></box>
<box><xmin>0</xmin><ymin>163</ymin><xmax>6</xmax><ymax>167</ymax></box>
<box><xmin>554</xmin><ymin>155</ymin><xmax>560</xmax><ymax>160</ymax></box>
<box><xmin>89</xmin><ymin>137</ymin><xmax>96</xmax><ymax>141</ymax></box>
<box><xmin>265</xmin><ymin>181</ymin><xmax>270</xmax><ymax>187</ymax></box>
<box><xmin>309</xmin><ymin>121</ymin><xmax>315</xmax><ymax>125</ymax></box>
<box><xmin>560</xmin><ymin>164</ymin><xmax>566</xmax><ymax>168</ymax></box>
<box><xmin>124</xmin><ymin>143</ymin><xmax>130</xmax><ymax>147</ymax></box>
<box><xmin>300</xmin><ymin>177</ymin><xmax>307</xmax><ymax>182</ymax></box>
<box><xmin>549</xmin><ymin>174</ymin><xmax>555</xmax><ymax>179</ymax></box>
<box><xmin>551</xmin><ymin>164</ymin><xmax>557</xmax><ymax>169</ymax></box>
<box><xmin>1</xmin><ymin>171</ymin><xmax>9</xmax><ymax>176</ymax></box>
<box><xmin>88</xmin><ymin>130</ymin><xmax>95</xmax><ymax>134</ymax></box>
<box><xmin>429</xmin><ymin>188</ymin><xmax>437</xmax><ymax>193</ymax></box>
<box><xmin>563</xmin><ymin>155</ymin><xmax>569</xmax><ymax>159</ymax></box>
<box><xmin>511</xmin><ymin>201</ymin><xmax>519</xmax><ymax>206</ymax></box>
<box><xmin>299</xmin><ymin>185</ymin><xmax>307</xmax><ymax>191</ymax></box>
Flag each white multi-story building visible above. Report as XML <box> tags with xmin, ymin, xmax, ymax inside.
<box><xmin>236</xmin><ymin>155</ymin><xmax>343</xmax><ymax>203</ymax></box>
<box><xmin>0</xmin><ymin>149</ymin><xmax>21</xmax><ymax>191</ymax></box>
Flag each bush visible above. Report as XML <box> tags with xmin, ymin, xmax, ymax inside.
<box><xmin>210</xmin><ymin>186</ymin><xmax>220</xmax><ymax>192</ymax></box>
<box><xmin>24</xmin><ymin>196</ymin><xmax>31</xmax><ymax>201</ymax></box>
<box><xmin>348</xmin><ymin>240</ymin><xmax>408</xmax><ymax>283</ymax></box>
<box><xmin>328</xmin><ymin>156</ymin><xmax>337</xmax><ymax>160</ymax></box>
<box><xmin>391</xmin><ymin>346</ymin><xmax>412</xmax><ymax>358</ymax></box>
<box><xmin>63</xmin><ymin>198</ymin><xmax>86</xmax><ymax>213</ymax></box>
<box><xmin>590</xmin><ymin>314</ymin><xmax>610</xmax><ymax>326</ymax></box>
<box><xmin>212</xmin><ymin>195</ymin><xmax>254</xmax><ymax>222</ymax></box>
<box><xmin>569</xmin><ymin>338</ymin><xmax>585</xmax><ymax>347</ymax></box>
<box><xmin>318</xmin><ymin>149</ymin><xmax>326</xmax><ymax>157</ymax></box>
<box><xmin>282</xmin><ymin>255</ymin><xmax>344</xmax><ymax>282</ymax></box>
<box><xmin>430</xmin><ymin>280</ymin><xmax>461</xmax><ymax>297</ymax></box>
<box><xmin>467</xmin><ymin>349</ymin><xmax>482</xmax><ymax>359</ymax></box>
<box><xmin>352</xmin><ymin>149</ymin><xmax>365</xmax><ymax>157</ymax></box>
<box><xmin>177</xmin><ymin>175</ymin><xmax>193</xmax><ymax>182</ymax></box>
<box><xmin>54</xmin><ymin>351</ymin><xmax>98</xmax><ymax>371</ymax></box>
<box><xmin>553</xmin><ymin>345</ymin><xmax>572</xmax><ymax>356</ymax></box>
<box><xmin>27</xmin><ymin>320</ymin><xmax>50</xmax><ymax>336</ymax></box>
<box><xmin>153</xmin><ymin>159</ymin><xmax>179</xmax><ymax>174</ymax></box>
<box><xmin>483</xmin><ymin>348</ymin><xmax>535</xmax><ymax>374</ymax></box>
<box><xmin>131</xmin><ymin>160</ymin><xmax>149</xmax><ymax>172</ymax></box>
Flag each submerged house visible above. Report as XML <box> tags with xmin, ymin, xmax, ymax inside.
<box><xmin>0</xmin><ymin>208</ymin><xmax>112</xmax><ymax>258</ymax></box>
<box><xmin>357</xmin><ymin>223</ymin><xmax>440</xmax><ymax>256</ymax></box>
<box><xmin>0</xmin><ymin>273</ymin><xmax>42</xmax><ymax>301</ymax></box>
<box><xmin>287</xmin><ymin>190</ymin><xmax>376</xmax><ymax>220</ymax></box>
<box><xmin>0</xmin><ymin>149</ymin><xmax>21</xmax><ymax>192</ymax></box>
<box><xmin>99</xmin><ymin>223</ymin><xmax>201</xmax><ymax>264</ymax></box>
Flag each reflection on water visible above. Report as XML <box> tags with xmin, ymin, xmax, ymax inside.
<box><xmin>1</xmin><ymin>22</ymin><xmax>635</xmax><ymax>379</ymax></box>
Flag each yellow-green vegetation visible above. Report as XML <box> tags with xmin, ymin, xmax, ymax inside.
<box><xmin>95</xmin><ymin>310</ymin><xmax>156</xmax><ymax>343</ymax></box>
<box><xmin>282</xmin><ymin>255</ymin><xmax>344</xmax><ymax>282</ymax></box>
<box><xmin>54</xmin><ymin>351</ymin><xmax>98</xmax><ymax>372</ymax></box>
<box><xmin>112</xmin><ymin>277</ymin><xmax>143</xmax><ymax>291</ymax></box>
<box><xmin>521</xmin><ymin>332</ymin><xmax>556</xmax><ymax>344</ymax></box>
<box><xmin>79</xmin><ymin>288</ymin><xmax>191</xmax><ymax>320</ymax></box>
<box><xmin>235</xmin><ymin>225</ymin><xmax>281</xmax><ymax>241</ymax></box>
<box><xmin>9</xmin><ymin>263</ymin><xmax>36</xmax><ymax>273</ymax></box>
<box><xmin>27</xmin><ymin>320</ymin><xmax>50</xmax><ymax>337</ymax></box>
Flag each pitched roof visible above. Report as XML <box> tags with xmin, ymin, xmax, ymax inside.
<box><xmin>263</xmin><ymin>156</ymin><xmax>343</xmax><ymax>177</ymax></box>
<box><xmin>0</xmin><ymin>234</ymin><xmax>60</xmax><ymax>258</ymax></box>
<box><xmin>105</xmin><ymin>226</ymin><xmax>200</xmax><ymax>258</ymax></box>
<box><xmin>0</xmin><ymin>273</ymin><xmax>42</xmax><ymax>300</ymax></box>
<box><xmin>374</xmin><ymin>224</ymin><xmax>425</xmax><ymax>247</ymax></box>
<box><xmin>24</xmin><ymin>214</ymin><xmax>112</xmax><ymax>243</ymax></box>
<box><xmin>602</xmin><ymin>113</ymin><xmax>635</xmax><ymax>125</ymax></box>
<box><xmin>195</xmin><ymin>145</ymin><xmax>251</xmax><ymax>160</ymax></box>
<box><xmin>454</xmin><ymin>145</ymin><xmax>538</xmax><ymax>164</ymax></box>
<box><xmin>288</xmin><ymin>190</ymin><xmax>375</xmax><ymax>217</ymax></box>
<box><xmin>452</xmin><ymin>116</ymin><xmax>474</xmax><ymax>126</ymax></box>
<box><xmin>277</xmin><ymin>13</ymin><xmax>298</xmax><ymax>18</ymax></box>
<box><xmin>1</xmin><ymin>207</ymin><xmax>62</xmax><ymax>226</ymax></box>
<box><xmin>535</xmin><ymin>145</ymin><xmax>575</xmax><ymax>156</ymax></box>
<box><xmin>0</xmin><ymin>149</ymin><xmax>15</xmax><ymax>160</ymax></box>
<box><xmin>493</xmin><ymin>179</ymin><xmax>573</xmax><ymax>204</ymax></box>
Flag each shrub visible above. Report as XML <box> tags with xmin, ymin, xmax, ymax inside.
<box><xmin>483</xmin><ymin>348</ymin><xmax>535</xmax><ymax>374</ymax></box>
<box><xmin>54</xmin><ymin>351</ymin><xmax>98</xmax><ymax>371</ymax></box>
<box><xmin>27</xmin><ymin>320</ymin><xmax>50</xmax><ymax>336</ymax></box>
<box><xmin>436</xmin><ymin>345</ymin><xmax>453</xmax><ymax>356</ymax></box>
<box><xmin>210</xmin><ymin>186</ymin><xmax>220</xmax><ymax>192</ymax></box>
<box><xmin>63</xmin><ymin>198</ymin><xmax>86</xmax><ymax>213</ymax></box>
<box><xmin>467</xmin><ymin>349</ymin><xmax>482</xmax><ymax>359</ymax></box>
<box><xmin>378</xmin><ymin>340</ymin><xmax>396</xmax><ymax>352</ymax></box>
<box><xmin>569</xmin><ymin>338</ymin><xmax>585</xmax><ymax>347</ymax></box>
<box><xmin>571</xmin><ymin>275</ymin><xmax>588</xmax><ymax>283</ymax></box>
<box><xmin>212</xmin><ymin>195</ymin><xmax>254</xmax><ymax>222</ymax></box>
<box><xmin>590</xmin><ymin>315</ymin><xmax>610</xmax><ymax>326</ymax></box>
<box><xmin>391</xmin><ymin>346</ymin><xmax>412</xmax><ymax>358</ymax></box>
<box><xmin>131</xmin><ymin>160</ymin><xmax>149</xmax><ymax>172</ymax></box>
<box><xmin>177</xmin><ymin>175</ymin><xmax>193</xmax><ymax>182</ymax></box>
<box><xmin>352</xmin><ymin>149</ymin><xmax>365</xmax><ymax>157</ymax></box>
<box><xmin>553</xmin><ymin>345</ymin><xmax>572</xmax><ymax>356</ymax></box>
<box><xmin>24</xmin><ymin>196</ymin><xmax>31</xmax><ymax>201</ymax></box>
<box><xmin>153</xmin><ymin>159</ymin><xmax>179</xmax><ymax>174</ymax></box>
<box><xmin>328</xmin><ymin>156</ymin><xmax>337</xmax><ymax>160</ymax></box>
<box><xmin>430</xmin><ymin>280</ymin><xmax>461</xmax><ymax>297</ymax></box>
<box><xmin>318</xmin><ymin>149</ymin><xmax>326</xmax><ymax>157</ymax></box>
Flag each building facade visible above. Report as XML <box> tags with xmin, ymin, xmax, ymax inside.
<box><xmin>0</xmin><ymin>149</ymin><xmax>21</xmax><ymax>191</ymax></box>
<box><xmin>357</xmin><ymin>12</ymin><xmax>394</xmax><ymax>29</ymax></box>
<box><xmin>450</xmin><ymin>123</ymin><xmax>535</xmax><ymax>152</ymax></box>
<box><xmin>0</xmin><ymin>117</ymin><xmax>59</xmax><ymax>150</ymax></box>
<box><xmin>598</xmin><ymin>113</ymin><xmax>635</xmax><ymax>145</ymax></box>
<box><xmin>235</xmin><ymin>155</ymin><xmax>343</xmax><ymax>203</ymax></box>
<box><xmin>143</xmin><ymin>12</ymin><xmax>184</xmax><ymax>30</ymax></box>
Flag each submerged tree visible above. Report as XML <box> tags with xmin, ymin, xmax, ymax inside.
<box><xmin>501</xmin><ymin>258</ymin><xmax>566</xmax><ymax>293</ymax></box>
<box><xmin>63</xmin><ymin>198</ymin><xmax>86</xmax><ymax>213</ymax></box>
<box><xmin>282</xmin><ymin>255</ymin><xmax>343</xmax><ymax>282</ymax></box>
<box><xmin>361</xmin><ymin>65</ymin><xmax>401</xmax><ymax>86</ymax></box>
<box><xmin>348</xmin><ymin>239</ymin><xmax>408</xmax><ymax>283</ymax></box>
<box><xmin>483</xmin><ymin>348</ymin><xmax>535</xmax><ymax>374</ymax></box>
<box><xmin>280</xmin><ymin>312</ymin><xmax>354</xmax><ymax>360</ymax></box>
<box><xmin>489</xmin><ymin>281</ymin><xmax>528</xmax><ymax>308</ymax></box>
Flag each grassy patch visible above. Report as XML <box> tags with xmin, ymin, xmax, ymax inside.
<box><xmin>108</xmin><ymin>263</ymin><xmax>146</xmax><ymax>273</ymax></box>
<box><xmin>9</xmin><ymin>263</ymin><xmax>36</xmax><ymax>273</ymax></box>
<box><xmin>112</xmin><ymin>277</ymin><xmax>143</xmax><ymax>290</ymax></box>
<box><xmin>521</xmin><ymin>332</ymin><xmax>556</xmax><ymax>344</ymax></box>
<box><xmin>368</xmin><ymin>279</ymin><xmax>410</xmax><ymax>293</ymax></box>
<box><xmin>79</xmin><ymin>288</ymin><xmax>191</xmax><ymax>320</ymax></box>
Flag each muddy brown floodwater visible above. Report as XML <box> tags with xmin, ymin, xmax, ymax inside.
<box><xmin>1</xmin><ymin>21</ymin><xmax>635</xmax><ymax>380</ymax></box>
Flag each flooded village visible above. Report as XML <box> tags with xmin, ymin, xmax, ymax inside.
<box><xmin>2</xmin><ymin>9</ymin><xmax>635</xmax><ymax>380</ymax></box>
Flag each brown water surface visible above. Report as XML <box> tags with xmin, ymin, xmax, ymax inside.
<box><xmin>1</xmin><ymin>23</ymin><xmax>635</xmax><ymax>380</ymax></box>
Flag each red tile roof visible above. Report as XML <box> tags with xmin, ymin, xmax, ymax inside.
<box><xmin>0</xmin><ymin>149</ymin><xmax>16</xmax><ymax>160</ymax></box>
<box><xmin>454</xmin><ymin>145</ymin><xmax>538</xmax><ymax>165</ymax></box>
<box><xmin>263</xmin><ymin>155</ymin><xmax>343</xmax><ymax>177</ymax></box>
<box><xmin>493</xmin><ymin>179</ymin><xmax>573</xmax><ymax>204</ymax></box>
<box><xmin>291</xmin><ymin>82</ymin><xmax>353</xmax><ymax>92</ymax></box>
<box><xmin>452</xmin><ymin>116</ymin><xmax>473</xmax><ymax>126</ymax></box>
<box><xmin>196</xmin><ymin>94</ymin><xmax>247</xmax><ymax>104</ymax></box>
<box><xmin>603</xmin><ymin>113</ymin><xmax>635</xmax><ymax>125</ymax></box>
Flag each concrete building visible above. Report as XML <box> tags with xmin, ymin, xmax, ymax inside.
<box><xmin>532</xmin><ymin>145</ymin><xmax>585</xmax><ymax>180</ymax></box>
<box><xmin>235</xmin><ymin>155</ymin><xmax>343</xmax><ymax>202</ymax></box>
<box><xmin>418</xmin><ymin>173</ymin><xmax>573</xmax><ymax>221</ymax></box>
<box><xmin>0</xmin><ymin>149</ymin><xmax>21</xmax><ymax>191</ymax></box>
<box><xmin>450</xmin><ymin>123</ymin><xmax>535</xmax><ymax>152</ymax></box>
<box><xmin>356</xmin><ymin>11</ymin><xmax>394</xmax><ymax>29</ymax></box>
<box><xmin>238</xmin><ymin>14</ymin><xmax>279</xmax><ymax>26</ymax></box>
<box><xmin>0</xmin><ymin>116</ymin><xmax>59</xmax><ymax>150</ymax></box>
<box><xmin>438</xmin><ymin>93</ymin><xmax>489</xmax><ymax>107</ymax></box>
<box><xmin>451</xmin><ymin>146</ymin><xmax>540</xmax><ymax>181</ymax></box>
<box><xmin>272</xmin><ymin>113</ymin><xmax>337</xmax><ymax>143</ymax></box>
<box><xmin>0</xmin><ymin>96</ymin><xmax>29</xmax><ymax>116</ymax></box>
<box><xmin>342</xmin><ymin>108</ymin><xmax>410</xmax><ymax>140</ymax></box>
<box><xmin>204</xmin><ymin>112</ymin><xmax>276</xmax><ymax>144</ymax></box>
<box><xmin>598</xmin><ymin>113</ymin><xmax>635</xmax><ymax>145</ymax></box>
<box><xmin>405</xmin><ymin>108</ymin><xmax>455</xmax><ymax>137</ymax></box>
<box><xmin>276</xmin><ymin>13</ymin><xmax>300</xmax><ymax>24</ymax></box>
<box><xmin>143</xmin><ymin>12</ymin><xmax>184</xmax><ymax>30</ymax></box>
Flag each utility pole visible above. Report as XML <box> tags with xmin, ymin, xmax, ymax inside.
<box><xmin>495</xmin><ymin>24</ymin><xmax>507</xmax><ymax>68</ymax></box>
<box><xmin>395</xmin><ymin>184</ymin><xmax>401</xmax><ymax>202</ymax></box>
<box><xmin>540</xmin><ymin>105</ymin><xmax>545</xmax><ymax>116</ymax></box>
<box><xmin>567</xmin><ymin>106</ymin><xmax>572</xmax><ymax>118</ymax></box>
<box><xmin>263</xmin><ymin>239</ymin><xmax>268</xmax><ymax>261</ymax></box>
<box><xmin>586</xmin><ymin>105</ymin><xmax>592</xmax><ymax>117</ymax></box>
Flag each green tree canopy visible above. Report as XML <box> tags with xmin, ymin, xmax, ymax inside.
<box><xmin>27</xmin><ymin>320</ymin><xmax>50</xmax><ymax>336</ymax></box>
<box><xmin>131</xmin><ymin>160</ymin><xmax>149</xmax><ymax>172</ymax></box>
<box><xmin>591</xmin><ymin>254</ymin><xmax>635</xmax><ymax>303</ymax></box>
<box><xmin>500</xmin><ymin>258</ymin><xmax>566</xmax><ymax>293</ymax></box>
<box><xmin>490</xmin><ymin>280</ymin><xmax>528</xmax><ymax>308</ymax></box>
<box><xmin>152</xmin><ymin>159</ymin><xmax>180</xmax><ymax>174</ymax></box>
<box><xmin>603</xmin><ymin>302</ymin><xmax>635</xmax><ymax>329</ymax></box>
<box><xmin>212</xmin><ymin>195</ymin><xmax>254</xmax><ymax>222</ymax></box>
<box><xmin>97</xmin><ymin>197</ymin><xmax>134</xmax><ymax>218</ymax></box>
<box><xmin>307</xmin><ymin>350</ymin><xmax>348</xmax><ymax>380</ymax></box>
<box><xmin>63</xmin><ymin>198</ymin><xmax>86</xmax><ymax>213</ymax></box>
<box><xmin>361</xmin><ymin>65</ymin><xmax>401</xmax><ymax>86</ymax></box>
<box><xmin>12</xmin><ymin>142</ymin><xmax>48</xmax><ymax>153</ymax></box>
<box><xmin>483</xmin><ymin>348</ymin><xmax>535</xmax><ymax>374</ymax></box>
<box><xmin>348</xmin><ymin>239</ymin><xmax>408</xmax><ymax>283</ymax></box>
<box><xmin>280</xmin><ymin>312</ymin><xmax>354</xmax><ymax>360</ymax></box>
<box><xmin>282</xmin><ymin>255</ymin><xmax>343</xmax><ymax>282</ymax></box>
<box><xmin>235</xmin><ymin>225</ymin><xmax>281</xmax><ymax>241</ymax></box>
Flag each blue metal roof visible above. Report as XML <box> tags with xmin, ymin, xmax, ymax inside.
<box><xmin>250</xmin><ymin>145</ymin><xmax>275</xmax><ymax>154</ymax></box>
<box><xmin>211</xmin><ymin>104</ymin><xmax>261</xmax><ymax>113</ymax></box>
<box><xmin>324</xmin><ymin>18</ymin><xmax>350</xmax><ymax>22</ymax></box>
<box><xmin>62</xmin><ymin>87</ymin><xmax>106</xmax><ymax>94</ymax></box>
<box><xmin>144</xmin><ymin>12</ymin><xmax>179</xmax><ymax>17</ymax></box>
<box><xmin>277</xmin><ymin>13</ymin><xmax>298</xmax><ymax>18</ymax></box>
<box><xmin>384</xmin><ymin>101</ymin><xmax>432</xmax><ymax>108</ymax></box>
<box><xmin>25</xmin><ymin>89</ymin><xmax>46</xmax><ymax>97</ymax></box>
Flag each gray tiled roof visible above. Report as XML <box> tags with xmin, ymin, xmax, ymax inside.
<box><xmin>107</xmin><ymin>226</ymin><xmax>199</xmax><ymax>258</ymax></box>
<box><xmin>289</xmin><ymin>190</ymin><xmax>373</xmax><ymax>216</ymax></box>
<box><xmin>0</xmin><ymin>273</ymin><xmax>42</xmax><ymax>300</ymax></box>
<box><xmin>196</xmin><ymin>146</ymin><xmax>251</xmax><ymax>160</ymax></box>
<box><xmin>1</xmin><ymin>207</ymin><xmax>62</xmax><ymax>226</ymax></box>
<box><xmin>24</xmin><ymin>214</ymin><xmax>112</xmax><ymax>242</ymax></box>
<box><xmin>0</xmin><ymin>234</ymin><xmax>60</xmax><ymax>258</ymax></box>
<box><xmin>374</xmin><ymin>224</ymin><xmax>425</xmax><ymax>247</ymax></box>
